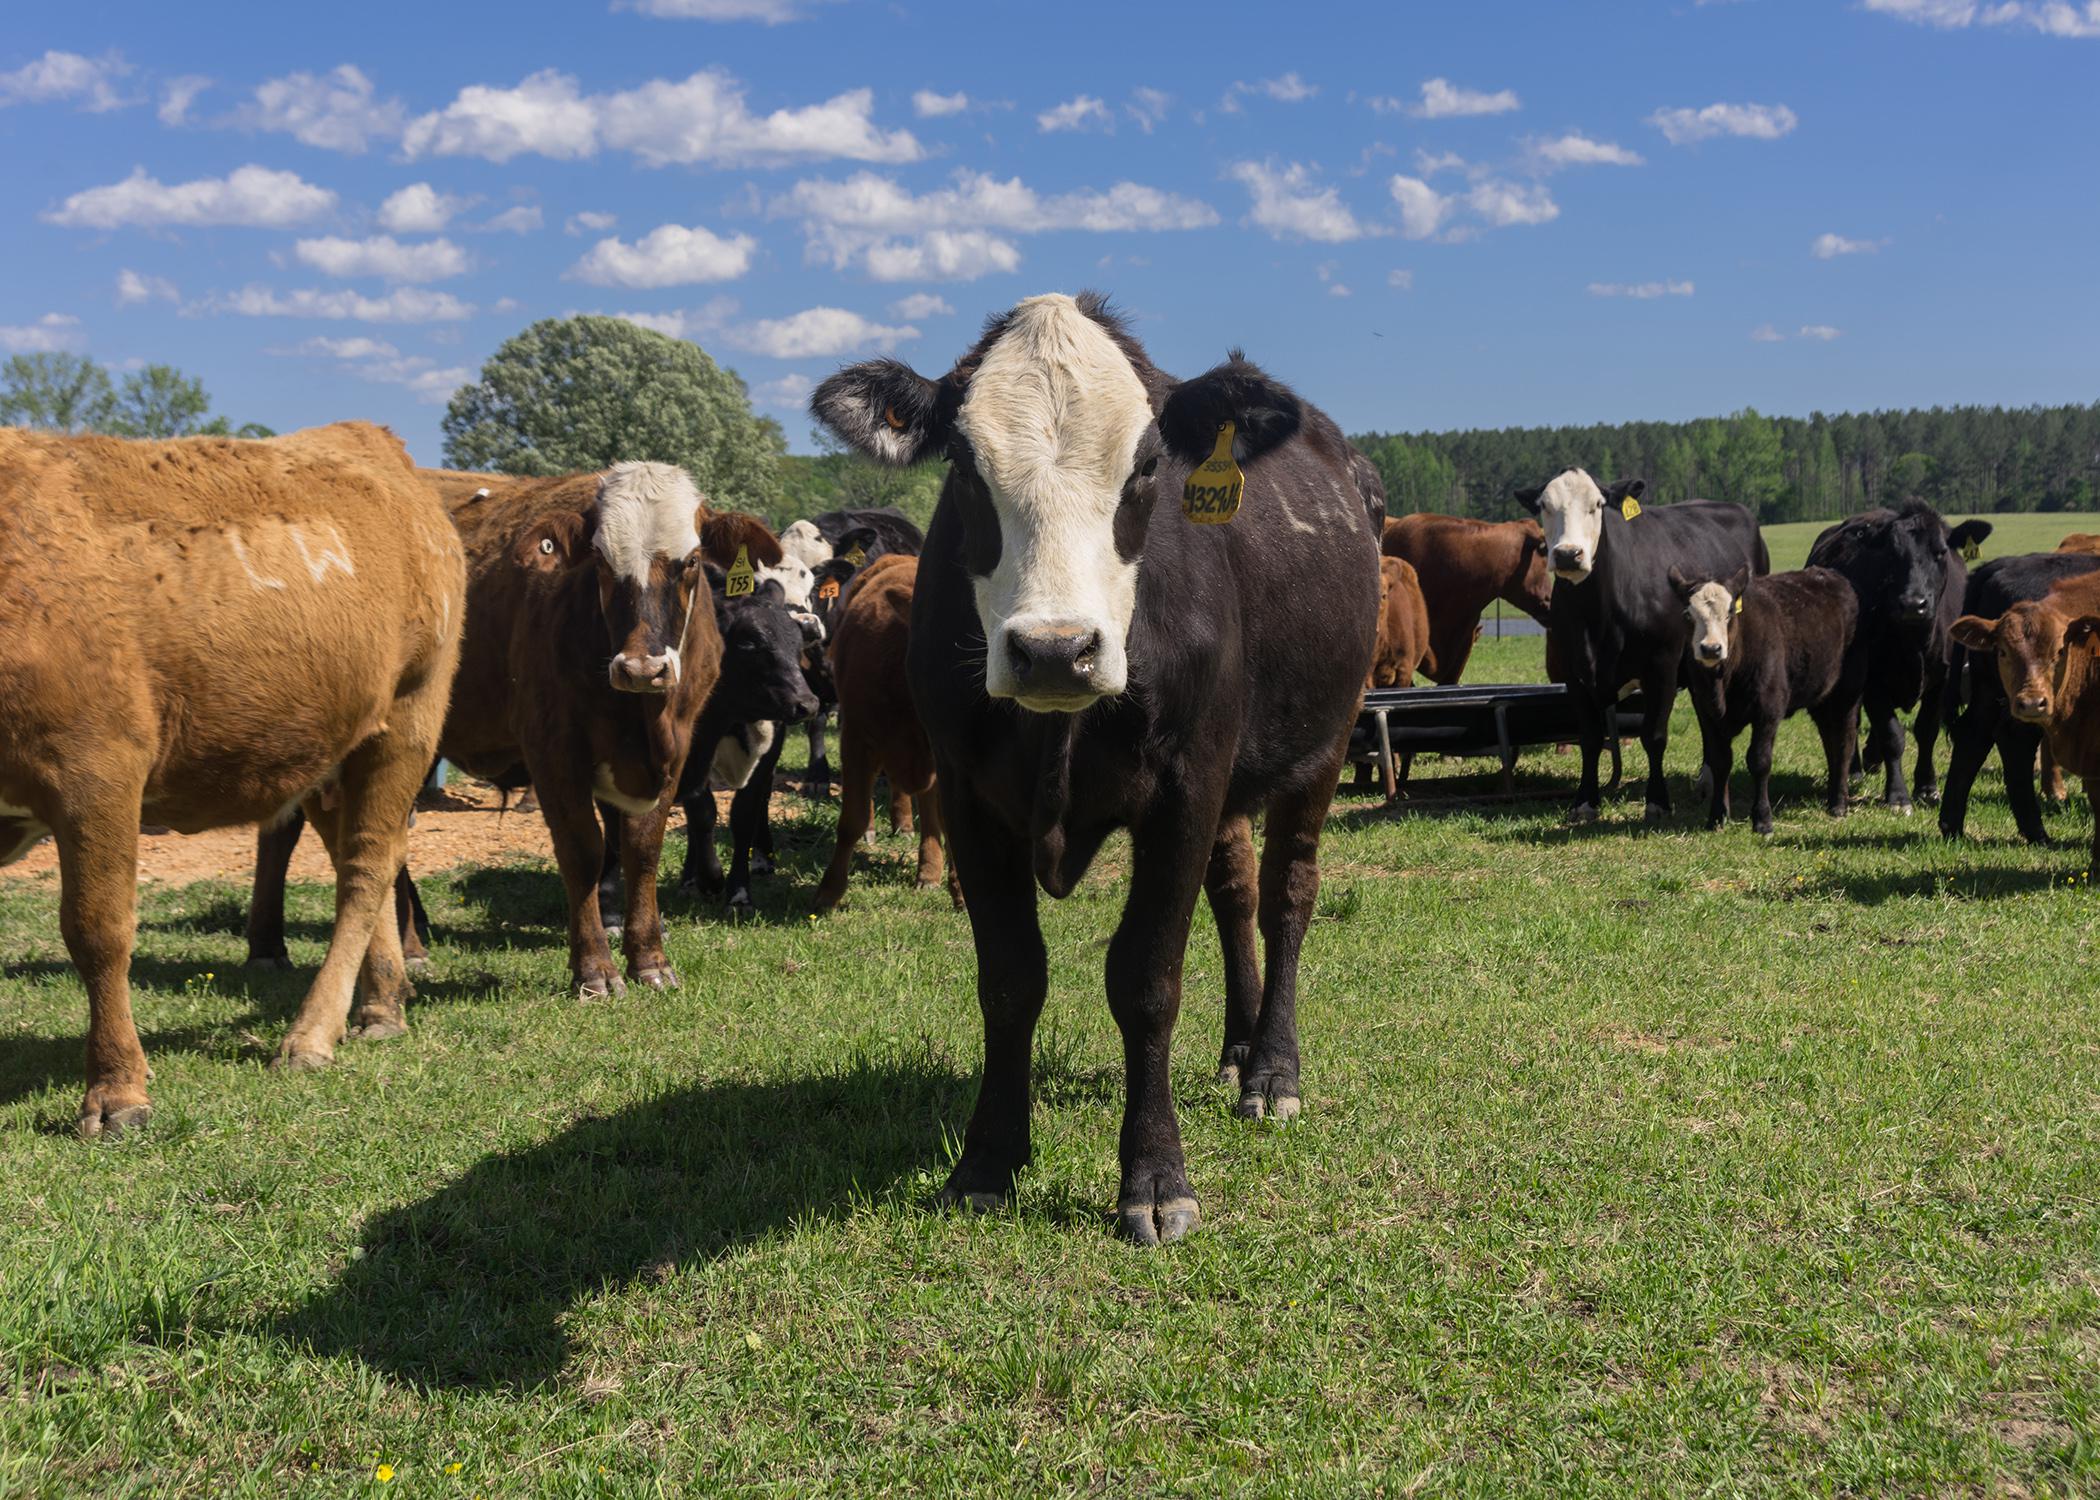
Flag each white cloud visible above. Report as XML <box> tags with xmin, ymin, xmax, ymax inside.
<box><xmin>1812</xmin><ymin>232</ymin><xmax>1885</xmax><ymax>258</ymax></box>
<box><xmin>1466</xmin><ymin>179</ymin><xmax>1559</xmax><ymax>228</ymax></box>
<box><xmin>566</xmin><ymin>210</ymin><xmax>619</xmax><ymax>235</ymax></box>
<box><xmin>1406</xmin><ymin>77</ymin><xmax>1520</xmax><ymax>118</ymax></box>
<box><xmin>281</xmin><ymin>335</ymin><xmax>401</xmax><ymax>360</ymax></box>
<box><xmin>1529</xmin><ymin>132</ymin><xmax>1645</xmax><ymax>169</ymax></box>
<box><xmin>1389</xmin><ymin>173</ymin><xmax>1557</xmax><ymax>239</ymax></box>
<box><xmin>913</xmin><ymin>89</ymin><xmax>970</xmax><ymax>117</ymax></box>
<box><xmin>480</xmin><ymin>204</ymin><xmax>543</xmax><ymax>234</ymax></box>
<box><xmin>0</xmin><ymin>313</ymin><xmax>83</xmax><ymax>353</ymax></box>
<box><xmin>158</xmin><ymin>74</ymin><xmax>211</xmax><ymax>126</ymax></box>
<box><xmin>1413</xmin><ymin>149</ymin><xmax>1469</xmax><ymax>176</ymax></box>
<box><xmin>1864</xmin><ymin>0</ymin><xmax>2100</xmax><ymax>36</ymax></box>
<box><xmin>378</xmin><ymin>183</ymin><xmax>471</xmax><ymax>234</ymax></box>
<box><xmin>279</xmin><ymin>337</ymin><xmax>468</xmax><ymax>404</ymax></box>
<box><xmin>722</xmin><ymin>306</ymin><xmax>918</xmax><ymax>358</ymax></box>
<box><xmin>605</xmin><ymin>297</ymin><xmax>739</xmax><ymax>340</ymax></box>
<box><xmin>1037</xmin><ymin>94</ymin><xmax>1112</xmax><ymax>132</ymax></box>
<box><xmin>1588</xmin><ymin>280</ymin><xmax>1694</xmax><ymax>298</ymax></box>
<box><xmin>1750</xmin><ymin>323</ymin><xmax>1787</xmax><ymax>342</ymax></box>
<box><xmin>115</xmin><ymin>270</ymin><xmax>178</xmax><ymax>305</ymax></box>
<box><xmin>294</xmin><ymin>235</ymin><xmax>471</xmax><ymax>283</ymax></box>
<box><xmin>752</xmin><ymin>372</ymin><xmax>816</xmax><ymax>409</ymax></box>
<box><xmin>0</xmin><ymin>50</ymin><xmax>132</xmax><ymax>112</ymax></box>
<box><xmin>861</xmin><ymin>230</ymin><xmax>1020</xmax><ymax>282</ymax></box>
<box><xmin>1127</xmin><ymin>87</ymin><xmax>1171</xmax><ymax>132</ymax></box>
<box><xmin>1649</xmin><ymin>101</ymin><xmax>1798</xmax><ymax>144</ymax></box>
<box><xmin>45</xmin><ymin>165</ymin><xmax>337</xmax><ymax>230</ymax></box>
<box><xmin>401</xmin><ymin>67</ymin><xmax>922</xmax><ymax>167</ymax></box>
<box><xmin>211</xmin><ymin>285</ymin><xmax>475</xmax><ymax>323</ymax></box>
<box><xmin>1230</xmin><ymin>72</ymin><xmax>1318</xmax><ymax>106</ymax></box>
<box><xmin>1387</xmin><ymin>269</ymin><xmax>1414</xmax><ymax>290</ymax></box>
<box><xmin>1798</xmin><ymin>324</ymin><xmax>1843</xmax><ymax>340</ymax></box>
<box><xmin>1231</xmin><ymin>161</ymin><xmax>1380</xmax><ymax>243</ymax></box>
<box><xmin>568</xmin><ymin>223</ymin><xmax>758</xmax><ymax>287</ymax></box>
<box><xmin>241</xmin><ymin>64</ymin><xmax>405</xmax><ymax>153</ymax></box>
<box><xmin>1387</xmin><ymin>176</ymin><xmax>1450</xmax><ymax>239</ymax></box>
<box><xmin>621</xmin><ymin>0</ymin><xmax>813</xmax><ymax>19</ymax></box>
<box><xmin>889</xmin><ymin>292</ymin><xmax>954</xmax><ymax>319</ymax></box>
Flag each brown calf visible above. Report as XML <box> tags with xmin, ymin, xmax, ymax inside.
<box><xmin>2057</xmin><ymin>534</ymin><xmax>2100</xmax><ymax>556</ymax></box>
<box><xmin>813</xmin><ymin>555</ymin><xmax>957</xmax><ymax>911</ymax></box>
<box><xmin>1368</xmin><ymin>556</ymin><xmax>1433</xmax><ymax>689</ymax></box>
<box><xmin>0</xmin><ymin>424</ymin><xmax>465</xmax><ymax>1135</ymax></box>
<box><xmin>1951</xmin><ymin>572</ymin><xmax>2100</xmax><ymax>875</ymax></box>
<box><xmin>1381</xmin><ymin>513</ymin><xmax>1552</xmax><ymax>683</ymax></box>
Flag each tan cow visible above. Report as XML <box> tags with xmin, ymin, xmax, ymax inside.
<box><xmin>0</xmin><ymin>423</ymin><xmax>465</xmax><ymax>1135</ymax></box>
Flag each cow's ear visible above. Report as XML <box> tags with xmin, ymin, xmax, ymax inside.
<box><xmin>1725</xmin><ymin>564</ymin><xmax>1752</xmax><ymax>599</ymax></box>
<box><xmin>1514</xmin><ymin>485</ymin><xmax>1545</xmax><ymax>516</ymax></box>
<box><xmin>1158</xmin><ymin>354</ymin><xmax>1303</xmax><ymax>468</ymax></box>
<box><xmin>1666</xmin><ymin>566</ymin><xmax>1697</xmax><ymax>601</ymax></box>
<box><xmin>1605</xmin><ymin>478</ymin><xmax>1646</xmax><ymax>505</ymax></box>
<box><xmin>752</xmin><ymin>577</ymin><xmax>786</xmax><ymax>607</ymax></box>
<box><xmin>810</xmin><ymin>359</ymin><xmax>946</xmax><ymax>467</ymax></box>
<box><xmin>2066</xmin><ymin>615</ymin><xmax>2100</xmax><ymax>648</ymax></box>
<box><xmin>516</xmin><ymin>510</ymin><xmax>592</xmax><ymax>573</ymax></box>
<box><xmin>1949</xmin><ymin>614</ymin><xmax>1999</xmax><ymax>650</ymax></box>
<box><xmin>1949</xmin><ymin>519</ymin><xmax>1993</xmax><ymax>551</ymax></box>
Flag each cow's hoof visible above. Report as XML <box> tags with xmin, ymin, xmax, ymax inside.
<box><xmin>402</xmin><ymin>954</ymin><xmax>432</xmax><ymax>974</ymax></box>
<box><xmin>1916</xmin><ymin>787</ymin><xmax>1941</xmax><ymax>808</ymax></box>
<box><xmin>1752</xmin><ymin>820</ymin><xmax>1775</xmax><ymax>837</ymax></box>
<box><xmin>1888</xmin><ymin>799</ymin><xmax>1914</xmax><ymax>817</ymax></box>
<box><xmin>1644</xmin><ymin>801</ymin><xmax>1670</xmax><ymax>824</ymax></box>
<box><xmin>635</xmin><ymin>964</ymin><xmax>679</xmax><ymax>991</ymax></box>
<box><xmin>1566</xmin><ymin>803</ymin><xmax>1599</xmax><ymax>826</ymax></box>
<box><xmin>245</xmin><ymin>952</ymin><xmax>293</xmax><ymax>971</ymax></box>
<box><xmin>347</xmin><ymin>1013</ymin><xmax>408</xmax><ymax>1042</ymax></box>
<box><xmin>728</xmin><ymin>887</ymin><xmax>753</xmax><ymax>914</ymax></box>
<box><xmin>76</xmin><ymin>1086</ymin><xmax>152</xmax><ymax>1140</ymax></box>
<box><xmin>576</xmin><ymin>973</ymin><xmax>627</xmax><ymax>1001</ymax></box>
<box><xmin>272</xmin><ymin>1040</ymin><xmax>335</xmax><ymax>1072</ymax></box>
<box><xmin>1216</xmin><ymin>1045</ymin><xmax>1251</xmax><ymax>1091</ymax></box>
<box><xmin>1236</xmin><ymin>1080</ymin><xmax>1302</xmax><ymax>1123</ymax></box>
<box><xmin>1116</xmin><ymin>1192</ymin><xmax>1201</xmax><ymax>1247</ymax></box>
<box><xmin>751</xmin><ymin>852</ymin><xmax>775</xmax><ymax>877</ymax></box>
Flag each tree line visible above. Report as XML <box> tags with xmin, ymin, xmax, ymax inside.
<box><xmin>1351</xmin><ymin>402</ymin><xmax>2100</xmax><ymax>525</ymax></box>
<box><xmin>0</xmin><ymin>353</ymin><xmax>273</xmax><ymax>440</ymax></box>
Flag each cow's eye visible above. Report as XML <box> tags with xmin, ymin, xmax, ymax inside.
<box><xmin>1139</xmin><ymin>456</ymin><xmax>1159</xmax><ymax>478</ymax></box>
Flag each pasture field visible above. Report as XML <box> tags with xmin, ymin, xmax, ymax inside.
<box><xmin>1760</xmin><ymin>512</ymin><xmax>2089</xmax><ymax>575</ymax></box>
<box><xmin>4</xmin><ymin>634</ymin><xmax>2098</xmax><ymax>1497</ymax></box>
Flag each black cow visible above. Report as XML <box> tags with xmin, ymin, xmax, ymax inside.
<box><xmin>1938</xmin><ymin>550</ymin><xmax>2100</xmax><ymax>844</ymax></box>
<box><xmin>1520</xmin><ymin>469</ymin><xmax>1769</xmax><ymax>821</ymax></box>
<box><xmin>1805</xmin><ymin>503</ymin><xmax>1992</xmax><ymax>811</ymax></box>
<box><xmin>812</xmin><ymin>292</ymin><xmax>1379</xmax><ymax>1245</ymax></box>
<box><xmin>1671</xmin><ymin>565</ymin><xmax>1864</xmax><ymax>833</ymax></box>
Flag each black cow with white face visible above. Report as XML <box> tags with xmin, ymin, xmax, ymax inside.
<box><xmin>1806</xmin><ymin>502</ymin><xmax>1992</xmax><ymax>811</ymax></box>
<box><xmin>812</xmin><ymin>292</ymin><xmax>1379</xmax><ymax>1246</ymax></box>
<box><xmin>1520</xmin><ymin>469</ymin><xmax>1769</xmax><ymax>821</ymax></box>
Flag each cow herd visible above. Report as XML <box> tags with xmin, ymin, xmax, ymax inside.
<box><xmin>3</xmin><ymin>290</ymin><xmax>2097</xmax><ymax>1243</ymax></box>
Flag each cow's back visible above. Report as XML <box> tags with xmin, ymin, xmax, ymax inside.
<box><xmin>0</xmin><ymin>425</ymin><xmax>464</xmax><ymax>834</ymax></box>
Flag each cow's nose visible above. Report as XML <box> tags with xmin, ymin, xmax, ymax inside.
<box><xmin>1007</xmin><ymin>627</ymin><xmax>1102</xmax><ymax>699</ymax></box>
<box><xmin>1552</xmin><ymin>546</ymin><xmax>1583</xmax><ymax>569</ymax></box>
<box><xmin>1898</xmin><ymin>593</ymin><xmax>1932</xmax><ymax>618</ymax></box>
<box><xmin>2015</xmin><ymin>692</ymin><xmax>2050</xmax><ymax>719</ymax></box>
<box><xmin>1695</xmin><ymin>644</ymin><xmax>1724</xmax><ymax>665</ymax></box>
<box><xmin>609</xmin><ymin>652</ymin><xmax>677</xmax><ymax>693</ymax></box>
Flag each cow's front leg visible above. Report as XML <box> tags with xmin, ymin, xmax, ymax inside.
<box><xmin>55</xmin><ymin>774</ymin><xmax>153</xmax><ymax>1137</ymax></box>
<box><xmin>1639</xmin><ymin>665</ymin><xmax>1676</xmax><ymax>821</ymax></box>
<box><xmin>1912</xmin><ymin>665</ymin><xmax>1947</xmax><ymax>806</ymax></box>
<box><xmin>1203</xmin><ymin>814</ymin><xmax>1262</xmax><ymax>1089</ymax></box>
<box><xmin>1999</xmin><ymin>721</ymin><xmax>2051</xmax><ymax>845</ymax></box>
<box><xmin>246</xmin><ymin>813</ymin><xmax>303</xmax><ymax>968</ymax></box>
<box><xmin>1937</xmin><ymin>693</ymin><xmax>2002</xmax><ymax>839</ymax></box>
<box><xmin>1106</xmin><ymin>797</ymin><xmax>1216</xmax><ymax>1246</ymax></box>
<box><xmin>594</xmin><ymin>803</ymin><xmax>626</xmax><ymax>939</ymax></box>
<box><xmin>1236</xmin><ymin>765</ymin><xmax>1341</xmax><ymax>1124</ymax></box>
<box><xmin>1568</xmin><ymin>686</ymin><xmax>1606</xmax><ymax>822</ymax></box>
<box><xmin>536</xmin><ymin>778</ymin><xmax>623</xmax><ymax>999</ymax></box>
<box><xmin>616</xmin><ymin>800</ymin><xmax>675</xmax><ymax>989</ymax></box>
<box><xmin>1866</xmin><ymin>689</ymin><xmax>1912</xmax><ymax>812</ymax></box>
<box><xmin>937</xmin><ymin>778</ymin><xmax>1048</xmax><ymax>1212</ymax></box>
<box><xmin>803</xmin><ymin>712</ymin><xmax>833</xmax><ymax>801</ymax></box>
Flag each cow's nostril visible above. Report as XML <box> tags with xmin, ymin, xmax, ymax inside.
<box><xmin>1007</xmin><ymin>635</ymin><xmax>1034</xmax><ymax>681</ymax></box>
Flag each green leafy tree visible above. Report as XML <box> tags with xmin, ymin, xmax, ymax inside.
<box><xmin>103</xmin><ymin>364</ymin><xmax>213</xmax><ymax>439</ymax></box>
<box><xmin>0</xmin><ymin>353</ymin><xmax>115</xmax><ymax>432</ymax></box>
<box><xmin>441</xmin><ymin>315</ymin><xmax>783</xmax><ymax>513</ymax></box>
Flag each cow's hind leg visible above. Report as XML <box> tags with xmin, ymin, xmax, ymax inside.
<box><xmin>912</xmin><ymin>786</ymin><xmax>947</xmax><ymax>890</ymax></box>
<box><xmin>1999</xmin><ymin>721</ymin><xmax>2051</xmax><ymax>845</ymax></box>
<box><xmin>54</xmin><ymin>767</ymin><xmax>153</xmax><ymax>1137</ymax></box>
<box><xmin>1813</xmin><ymin>702</ymin><xmax>1856</xmax><ymax>819</ymax></box>
<box><xmin>937</xmin><ymin>779</ymin><xmax>1049</xmax><ymax>1214</ymax></box>
<box><xmin>1204</xmin><ymin>814</ymin><xmax>1263</xmax><ymax>1089</ymax></box>
<box><xmin>1639</xmin><ymin>665</ymin><xmax>1677</xmax><ymax>822</ymax></box>
<box><xmin>1237</xmin><ymin>767</ymin><xmax>1342</xmax><ymax>1124</ymax></box>
<box><xmin>1867</xmin><ymin>690</ymin><xmax>1913</xmax><ymax>812</ymax></box>
<box><xmin>617</xmin><ymin>801</ymin><xmax>676</xmax><ymax>989</ymax></box>
<box><xmin>246</xmin><ymin>812</ymin><xmax>302</xmax><ymax>968</ymax></box>
<box><xmin>1938</xmin><ymin>695</ymin><xmax>2002</xmax><ymax>840</ymax></box>
<box><xmin>594</xmin><ymin>804</ymin><xmax>626</xmax><ymax>939</ymax></box>
<box><xmin>1913</xmin><ymin>666</ymin><xmax>1946</xmax><ymax>806</ymax></box>
<box><xmin>814</xmin><ymin>722</ymin><xmax>876</xmax><ymax>913</ymax></box>
<box><xmin>1746</xmin><ymin>718</ymin><xmax>1780</xmax><ymax>835</ymax></box>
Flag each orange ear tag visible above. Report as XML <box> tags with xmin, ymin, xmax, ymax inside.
<box><xmin>1182</xmin><ymin>422</ymin><xmax>1244</xmax><ymax>525</ymax></box>
<box><xmin>817</xmin><ymin>576</ymin><xmax>840</xmax><ymax>601</ymax></box>
<box><xmin>725</xmin><ymin>544</ymin><xmax>755</xmax><ymax>598</ymax></box>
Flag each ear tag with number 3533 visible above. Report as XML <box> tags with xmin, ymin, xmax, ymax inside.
<box><xmin>1182</xmin><ymin>422</ymin><xmax>1244</xmax><ymax>524</ymax></box>
<box><xmin>726</xmin><ymin>543</ymin><xmax>755</xmax><ymax>598</ymax></box>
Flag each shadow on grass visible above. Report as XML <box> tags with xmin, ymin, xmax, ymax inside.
<box><xmin>275</xmin><ymin>1043</ymin><xmax>973</xmax><ymax>1391</ymax></box>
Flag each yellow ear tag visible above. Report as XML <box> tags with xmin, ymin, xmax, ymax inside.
<box><xmin>726</xmin><ymin>544</ymin><xmax>755</xmax><ymax>599</ymax></box>
<box><xmin>1182</xmin><ymin>422</ymin><xmax>1244</xmax><ymax>524</ymax></box>
<box><xmin>1620</xmin><ymin>495</ymin><xmax>1642</xmax><ymax>520</ymax></box>
<box><xmin>844</xmin><ymin>544</ymin><xmax>867</xmax><ymax>567</ymax></box>
<box><xmin>1961</xmin><ymin>539</ymin><xmax>1980</xmax><ymax>562</ymax></box>
<box><xmin>1733</xmin><ymin>596</ymin><xmax>1743</xmax><ymax>615</ymax></box>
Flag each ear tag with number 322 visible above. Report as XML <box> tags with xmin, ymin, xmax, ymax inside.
<box><xmin>726</xmin><ymin>544</ymin><xmax>755</xmax><ymax>598</ymax></box>
<box><xmin>1182</xmin><ymin>422</ymin><xmax>1244</xmax><ymax>525</ymax></box>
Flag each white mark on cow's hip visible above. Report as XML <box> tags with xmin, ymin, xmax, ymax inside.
<box><xmin>288</xmin><ymin>523</ymin><xmax>356</xmax><ymax>583</ymax></box>
<box><xmin>227</xmin><ymin>528</ymin><xmax>288</xmax><ymax>590</ymax></box>
<box><xmin>592</xmin><ymin>762</ymin><xmax>661</xmax><ymax>816</ymax></box>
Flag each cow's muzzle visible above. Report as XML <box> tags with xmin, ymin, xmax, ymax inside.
<box><xmin>1693</xmin><ymin>643</ymin><xmax>1726</xmax><ymax>668</ymax></box>
<box><xmin>609</xmin><ymin>652</ymin><xmax>678</xmax><ymax>694</ymax></box>
<box><xmin>1005</xmin><ymin>625</ymin><xmax>1105</xmax><ymax>712</ymax></box>
<box><xmin>2012</xmin><ymin>691</ymin><xmax>2051</xmax><ymax>723</ymax></box>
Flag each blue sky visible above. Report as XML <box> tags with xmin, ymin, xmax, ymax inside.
<box><xmin>2</xmin><ymin>0</ymin><xmax>2094</xmax><ymax>463</ymax></box>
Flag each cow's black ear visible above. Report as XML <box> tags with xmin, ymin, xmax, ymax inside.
<box><xmin>1666</xmin><ymin>566</ymin><xmax>1698</xmax><ymax>600</ymax></box>
<box><xmin>1514</xmin><ymin>485</ymin><xmax>1545</xmax><ymax>516</ymax></box>
<box><xmin>2067</xmin><ymin>615</ymin><xmax>2100</xmax><ymax>649</ymax></box>
<box><xmin>1605</xmin><ymin>478</ymin><xmax>1647</xmax><ymax>505</ymax></box>
<box><xmin>702</xmin><ymin>560</ymin><xmax>729</xmax><ymax>602</ymax></box>
<box><xmin>810</xmin><ymin>359</ymin><xmax>946</xmax><ymax>467</ymax></box>
<box><xmin>1949</xmin><ymin>519</ymin><xmax>1993</xmax><ymax>551</ymax></box>
<box><xmin>1725</xmin><ymin>564</ymin><xmax>1752</xmax><ymax>599</ymax></box>
<box><xmin>1158</xmin><ymin>354</ymin><xmax>1303</xmax><ymax>467</ymax></box>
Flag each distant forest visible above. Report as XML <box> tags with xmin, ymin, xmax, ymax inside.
<box><xmin>1349</xmin><ymin>402</ymin><xmax>2100</xmax><ymax>525</ymax></box>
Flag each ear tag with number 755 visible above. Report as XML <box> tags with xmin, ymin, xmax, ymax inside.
<box><xmin>1182</xmin><ymin>422</ymin><xmax>1244</xmax><ymax>525</ymax></box>
<box><xmin>725</xmin><ymin>544</ymin><xmax>755</xmax><ymax>598</ymax></box>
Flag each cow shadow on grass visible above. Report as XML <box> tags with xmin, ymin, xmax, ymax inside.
<box><xmin>274</xmin><ymin>1045</ymin><xmax>976</xmax><ymax>1392</ymax></box>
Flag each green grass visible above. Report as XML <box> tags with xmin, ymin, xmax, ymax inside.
<box><xmin>1760</xmin><ymin>512</ymin><xmax>2090</xmax><ymax>575</ymax></box>
<box><xmin>4</xmin><ymin>633</ymin><xmax>2099</xmax><ymax>1496</ymax></box>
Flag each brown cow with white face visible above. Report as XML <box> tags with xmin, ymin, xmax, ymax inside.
<box><xmin>1951</xmin><ymin>572</ymin><xmax>2100</xmax><ymax>875</ymax></box>
<box><xmin>0</xmin><ymin>423</ymin><xmax>465</xmax><ymax>1136</ymax></box>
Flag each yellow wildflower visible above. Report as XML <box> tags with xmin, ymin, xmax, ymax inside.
<box><xmin>375</xmin><ymin>1464</ymin><xmax>395</xmax><ymax>1483</ymax></box>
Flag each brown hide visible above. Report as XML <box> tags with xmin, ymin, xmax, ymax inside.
<box><xmin>814</xmin><ymin>554</ymin><xmax>956</xmax><ymax>911</ymax></box>
<box><xmin>1368</xmin><ymin>557</ymin><xmax>1432</xmax><ymax>689</ymax></box>
<box><xmin>431</xmin><ymin>465</ymin><xmax>724</xmax><ymax>997</ymax></box>
<box><xmin>700</xmin><ymin>510</ymin><xmax>786</xmax><ymax>571</ymax></box>
<box><xmin>0</xmin><ymin>422</ymin><xmax>465</xmax><ymax>1133</ymax></box>
<box><xmin>1382</xmin><ymin>513</ymin><xmax>1551</xmax><ymax>684</ymax></box>
<box><xmin>2057</xmin><ymin>533</ymin><xmax>2100</xmax><ymax>556</ymax></box>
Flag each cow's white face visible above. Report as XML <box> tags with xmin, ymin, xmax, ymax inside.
<box><xmin>779</xmin><ymin>520</ymin><xmax>832</xmax><ymax>571</ymax></box>
<box><xmin>1536</xmin><ymin>469</ymin><xmax>1607</xmax><ymax>583</ymax></box>
<box><xmin>1686</xmin><ymin>581</ymin><xmax>1735</xmax><ymax>667</ymax></box>
<box><xmin>958</xmin><ymin>295</ymin><xmax>1153</xmax><ymax>712</ymax></box>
